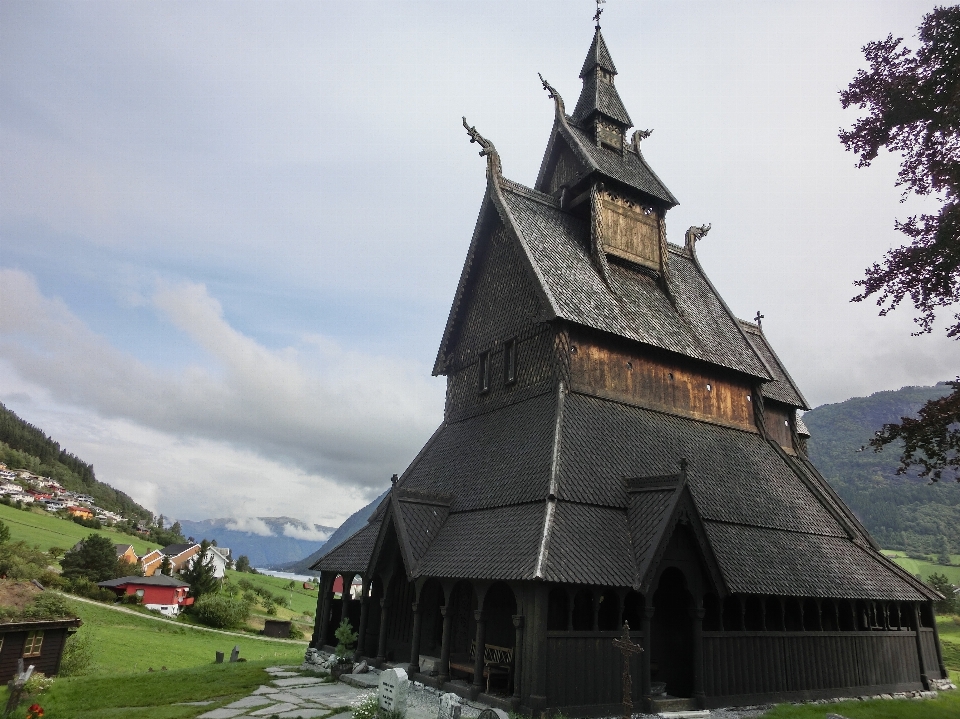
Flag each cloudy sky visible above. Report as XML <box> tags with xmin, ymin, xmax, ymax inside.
<box><xmin>1</xmin><ymin>0</ymin><xmax>956</xmax><ymax>527</ymax></box>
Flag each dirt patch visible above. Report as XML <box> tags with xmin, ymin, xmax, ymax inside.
<box><xmin>0</xmin><ymin>580</ymin><xmax>41</xmax><ymax>611</ymax></box>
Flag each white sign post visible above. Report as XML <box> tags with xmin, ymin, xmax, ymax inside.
<box><xmin>378</xmin><ymin>667</ymin><xmax>410</xmax><ymax>714</ymax></box>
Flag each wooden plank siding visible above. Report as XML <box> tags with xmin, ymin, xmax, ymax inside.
<box><xmin>919</xmin><ymin>628</ymin><xmax>941</xmax><ymax>677</ymax></box>
<box><xmin>568</xmin><ymin>332</ymin><xmax>756</xmax><ymax>431</ymax></box>
<box><xmin>701</xmin><ymin>631</ymin><xmax>920</xmax><ymax>701</ymax></box>
<box><xmin>546</xmin><ymin>631</ymin><xmax>644</xmax><ymax>708</ymax></box>
<box><xmin>0</xmin><ymin>628</ymin><xmax>70</xmax><ymax>683</ymax></box>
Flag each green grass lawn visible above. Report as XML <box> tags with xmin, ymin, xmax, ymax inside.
<box><xmin>884</xmin><ymin>550</ymin><xmax>960</xmax><ymax>584</ymax></box>
<box><xmin>762</xmin><ymin>686</ymin><xmax>960</xmax><ymax>719</ymax></box>
<box><xmin>225</xmin><ymin>568</ymin><xmax>320</xmax><ymax>617</ymax></box>
<box><xmin>64</xmin><ymin>597</ymin><xmax>306</xmax><ymax>673</ymax></box>
<box><xmin>3</xmin><ymin>661</ymin><xmax>300</xmax><ymax>719</ymax></box>
<box><xmin>0</xmin><ymin>502</ymin><xmax>160</xmax><ymax>556</ymax></box>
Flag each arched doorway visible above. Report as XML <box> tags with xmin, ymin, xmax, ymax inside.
<box><xmin>651</xmin><ymin>567</ymin><xmax>694</xmax><ymax>698</ymax></box>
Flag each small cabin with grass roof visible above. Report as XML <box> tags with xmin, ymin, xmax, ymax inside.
<box><xmin>0</xmin><ymin>581</ymin><xmax>81</xmax><ymax>683</ymax></box>
<box><xmin>310</xmin><ymin>20</ymin><xmax>948</xmax><ymax>716</ymax></box>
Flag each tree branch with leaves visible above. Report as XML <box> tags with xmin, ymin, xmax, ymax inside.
<box><xmin>841</xmin><ymin>5</ymin><xmax>960</xmax><ymax>481</ymax></box>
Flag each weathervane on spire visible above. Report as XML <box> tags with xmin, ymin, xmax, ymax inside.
<box><xmin>593</xmin><ymin>0</ymin><xmax>605</xmax><ymax>29</ymax></box>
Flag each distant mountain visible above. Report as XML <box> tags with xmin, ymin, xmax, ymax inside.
<box><xmin>805</xmin><ymin>382</ymin><xmax>960</xmax><ymax>555</ymax></box>
<box><xmin>0</xmin><ymin>401</ymin><xmax>151</xmax><ymax>521</ymax></box>
<box><xmin>275</xmin><ymin>490</ymin><xmax>388</xmax><ymax>574</ymax></box>
<box><xmin>177</xmin><ymin>516</ymin><xmax>336</xmax><ymax>568</ymax></box>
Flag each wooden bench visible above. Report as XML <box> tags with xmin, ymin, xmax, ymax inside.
<box><xmin>448</xmin><ymin>640</ymin><xmax>514</xmax><ymax>694</ymax></box>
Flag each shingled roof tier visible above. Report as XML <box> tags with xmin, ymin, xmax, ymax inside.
<box><xmin>739</xmin><ymin>319</ymin><xmax>809</xmax><ymax>409</ymax></box>
<box><xmin>319</xmin><ymin>390</ymin><xmax>933</xmax><ymax>601</ymax></box>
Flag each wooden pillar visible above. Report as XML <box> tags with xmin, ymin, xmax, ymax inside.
<box><xmin>911</xmin><ymin>603</ymin><xmax>930</xmax><ymax>689</ymax></box>
<box><xmin>641</xmin><ymin>602</ymin><xmax>654</xmax><ymax>697</ymax></box>
<box><xmin>592</xmin><ymin>589</ymin><xmax>601</xmax><ymax>631</ymax></box>
<box><xmin>315</xmin><ymin>574</ymin><xmax>334</xmax><ymax>648</ymax></box>
<box><xmin>760</xmin><ymin>596</ymin><xmax>767</xmax><ymax>631</ymax></box>
<box><xmin>438</xmin><ymin>603</ymin><xmax>453</xmax><ymax>684</ymax></box>
<box><xmin>566</xmin><ymin>588</ymin><xmax>575</xmax><ymax>631</ymax></box>
<box><xmin>471</xmin><ymin>609</ymin><xmax>486</xmax><ymax>697</ymax></box>
<box><xmin>929</xmin><ymin>602</ymin><xmax>947</xmax><ymax>679</ymax></box>
<box><xmin>339</xmin><ymin>574</ymin><xmax>352</xmax><ymax>627</ymax></box>
<box><xmin>815</xmin><ymin>599</ymin><xmax>824</xmax><ymax>631</ymax></box>
<box><xmin>355</xmin><ymin>576</ymin><xmax>370</xmax><ymax>660</ymax></box>
<box><xmin>738</xmin><ymin>595</ymin><xmax>747</xmax><ymax>631</ymax></box>
<box><xmin>511</xmin><ymin>614</ymin><xmax>524</xmax><ymax>705</ymax></box>
<box><xmin>375</xmin><ymin>597</ymin><xmax>390</xmax><ymax>667</ymax></box>
<box><xmin>408</xmin><ymin>601</ymin><xmax>423</xmax><ymax>674</ymax></box>
<box><xmin>527</xmin><ymin>584</ymin><xmax>549</xmax><ymax>714</ymax></box>
<box><xmin>692</xmin><ymin>597</ymin><xmax>705</xmax><ymax>707</ymax></box>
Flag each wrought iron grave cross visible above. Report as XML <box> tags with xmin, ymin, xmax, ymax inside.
<box><xmin>612</xmin><ymin>621</ymin><xmax>643</xmax><ymax>719</ymax></box>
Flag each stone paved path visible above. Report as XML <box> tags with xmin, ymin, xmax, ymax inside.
<box><xmin>197</xmin><ymin>666</ymin><xmax>363</xmax><ymax>719</ymax></box>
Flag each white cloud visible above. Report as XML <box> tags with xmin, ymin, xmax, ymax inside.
<box><xmin>225</xmin><ymin>517</ymin><xmax>275</xmax><ymax>537</ymax></box>
<box><xmin>0</xmin><ymin>268</ymin><xmax>445</xmax><ymax>503</ymax></box>
<box><xmin>281</xmin><ymin>523</ymin><xmax>332</xmax><ymax>542</ymax></box>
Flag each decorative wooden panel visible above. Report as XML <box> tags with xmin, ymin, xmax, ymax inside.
<box><xmin>599</xmin><ymin>191</ymin><xmax>660</xmax><ymax>270</ymax></box>
<box><xmin>568</xmin><ymin>332</ymin><xmax>756</xmax><ymax>431</ymax></box>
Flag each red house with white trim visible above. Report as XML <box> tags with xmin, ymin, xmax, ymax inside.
<box><xmin>98</xmin><ymin>575</ymin><xmax>193</xmax><ymax>616</ymax></box>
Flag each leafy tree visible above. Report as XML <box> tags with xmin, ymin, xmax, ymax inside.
<box><xmin>234</xmin><ymin>555</ymin><xmax>252</xmax><ymax>573</ymax></box>
<box><xmin>840</xmin><ymin>6</ymin><xmax>960</xmax><ymax>481</ymax></box>
<box><xmin>927</xmin><ymin>572</ymin><xmax>958</xmax><ymax>614</ymax></box>
<box><xmin>59</xmin><ymin>534</ymin><xmax>120</xmax><ymax>583</ymax></box>
<box><xmin>180</xmin><ymin>540</ymin><xmax>219</xmax><ymax>598</ymax></box>
<box><xmin>0</xmin><ymin>519</ymin><xmax>9</xmax><ymax>545</ymax></box>
<box><xmin>159</xmin><ymin>555</ymin><xmax>172</xmax><ymax>576</ymax></box>
<box><xmin>0</xmin><ymin>541</ymin><xmax>50</xmax><ymax>580</ymax></box>
<box><xmin>192</xmin><ymin>594</ymin><xmax>249</xmax><ymax>629</ymax></box>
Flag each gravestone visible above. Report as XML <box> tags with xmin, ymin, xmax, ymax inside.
<box><xmin>230</xmin><ymin>645</ymin><xmax>240</xmax><ymax>663</ymax></box>
<box><xmin>215</xmin><ymin>651</ymin><xmax>224</xmax><ymax>664</ymax></box>
<box><xmin>437</xmin><ymin>692</ymin><xmax>461</xmax><ymax>719</ymax></box>
<box><xmin>378</xmin><ymin>667</ymin><xmax>409</xmax><ymax>713</ymax></box>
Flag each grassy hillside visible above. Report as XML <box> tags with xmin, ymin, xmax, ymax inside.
<box><xmin>805</xmin><ymin>383</ymin><xmax>960</xmax><ymax>555</ymax></box>
<box><xmin>0</xmin><ymin>402</ymin><xmax>152</xmax><ymax>521</ymax></box>
<box><xmin>0</xmin><ymin>502</ymin><xmax>160</xmax><ymax>555</ymax></box>
<box><xmin>885</xmin><ymin>550</ymin><xmax>960</xmax><ymax>585</ymax></box>
<box><xmin>63</xmin><ymin>598</ymin><xmax>305</xmax><ymax>673</ymax></box>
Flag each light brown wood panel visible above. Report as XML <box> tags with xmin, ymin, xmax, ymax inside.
<box><xmin>599</xmin><ymin>191</ymin><xmax>660</xmax><ymax>269</ymax></box>
<box><xmin>568</xmin><ymin>334</ymin><xmax>756</xmax><ymax>430</ymax></box>
<box><xmin>764</xmin><ymin>402</ymin><xmax>795</xmax><ymax>451</ymax></box>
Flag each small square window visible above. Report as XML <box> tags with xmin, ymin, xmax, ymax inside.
<box><xmin>23</xmin><ymin>630</ymin><xmax>43</xmax><ymax>658</ymax></box>
<box><xmin>504</xmin><ymin>339</ymin><xmax>517</xmax><ymax>385</ymax></box>
<box><xmin>478</xmin><ymin>352</ymin><xmax>490</xmax><ymax>394</ymax></box>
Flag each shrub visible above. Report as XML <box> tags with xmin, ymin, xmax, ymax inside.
<box><xmin>334</xmin><ymin>618</ymin><xmax>358</xmax><ymax>661</ymax></box>
<box><xmin>59</xmin><ymin>628</ymin><xmax>95</xmax><ymax>676</ymax></box>
<box><xmin>64</xmin><ymin>577</ymin><xmax>116</xmax><ymax>602</ymax></box>
<box><xmin>192</xmin><ymin>594</ymin><xmax>250</xmax><ymax>629</ymax></box>
<box><xmin>288</xmin><ymin>624</ymin><xmax>305</xmax><ymax>640</ymax></box>
<box><xmin>0</xmin><ymin>540</ymin><xmax>50</xmax><ymax>580</ymax></box>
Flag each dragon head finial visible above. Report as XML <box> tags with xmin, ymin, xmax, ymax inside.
<box><xmin>462</xmin><ymin>116</ymin><xmax>502</xmax><ymax>179</ymax></box>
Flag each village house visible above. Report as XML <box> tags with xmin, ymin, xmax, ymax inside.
<box><xmin>115</xmin><ymin>544</ymin><xmax>138</xmax><ymax>566</ymax></box>
<box><xmin>66</xmin><ymin>506</ymin><xmax>94</xmax><ymax>520</ymax></box>
<box><xmin>98</xmin><ymin>575</ymin><xmax>193</xmax><ymax>616</ymax></box>
<box><xmin>160</xmin><ymin>543</ymin><xmax>201</xmax><ymax>574</ymax></box>
<box><xmin>139</xmin><ymin>549</ymin><xmax>164</xmax><ymax>577</ymax></box>
<box><xmin>312</xmin><ymin>25</ymin><xmax>947</xmax><ymax>715</ymax></box>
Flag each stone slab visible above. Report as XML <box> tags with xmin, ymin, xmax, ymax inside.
<box><xmin>273</xmin><ymin>676</ymin><xmax>327</xmax><ymax>687</ymax></box>
<box><xmin>266</xmin><ymin>665</ymin><xmax>298</xmax><ymax>672</ymax></box>
<box><xmin>288</xmin><ymin>683</ymin><xmax>364</xmax><ymax>705</ymax></box>
<box><xmin>659</xmin><ymin>712</ymin><xmax>710</xmax><ymax>719</ymax></box>
<box><xmin>341</xmin><ymin>672</ymin><xmax>380</xmax><ymax>689</ymax></box>
<box><xmin>196</xmin><ymin>709</ymin><xmax>246</xmax><ymax>719</ymax></box>
<box><xmin>223</xmin><ymin>695</ymin><xmax>276</xmax><ymax>709</ymax></box>
<box><xmin>269</xmin><ymin>671</ymin><xmax>302</xmax><ymax>678</ymax></box>
<box><xmin>174</xmin><ymin>700</ymin><xmax>215</xmax><ymax>706</ymax></box>
<box><xmin>250</xmin><ymin>703</ymin><xmax>299</xmax><ymax>716</ymax></box>
<box><xmin>277</xmin><ymin>709</ymin><xmax>330</xmax><ymax>719</ymax></box>
<box><xmin>267</xmin><ymin>691</ymin><xmax>305</xmax><ymax>704</ymax></box>
<box><xmin>252</xmin><ymin>685</ymin><xmax>280</xmax><ymax>694</ymax></box>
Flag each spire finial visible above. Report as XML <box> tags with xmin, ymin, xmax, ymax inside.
<box><xmin>754</xmin><ymin>311</ymin><xmax>765</xmax><ymax>329</ymax></box>
<box><xmin>593</xmin><ymin>0</ymin><xmax>605</xmax><ymax>29</ymax></box>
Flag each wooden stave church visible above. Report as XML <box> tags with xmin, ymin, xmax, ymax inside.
<box><xmin>310</xmin><ymin>27</ymin><xmax>948</xmax><ymax>714</ymax></box>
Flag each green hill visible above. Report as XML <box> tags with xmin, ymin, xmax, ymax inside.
<box><xmin>804</xmin><ymin>382</ymin><xmax>960</xmax><ymax>556</ymax></box>
<box><xmin>0</xmin><ymin>402</ymin><xmax>151</xmax><ymax>521</ymax></box>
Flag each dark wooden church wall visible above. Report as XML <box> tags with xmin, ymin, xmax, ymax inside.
<box><xmin>545</xmin><ymin>631</ymin><xmax>644</xmax><ymax>708</ymax></box>
<box><xmin>566</xmin><ymin>329</ymin><xmax>756</xmax><ymax>431</ymax></box>
<box><xmin>385</xmin><ymin>579</ymin><xmax>416</xmax><ymax>663</ymax></box>
<box><xmin>446</xmin><ymin>326</ymin><xmax>558</xmax><ymax>422</ymax></box>
<box><xmin>701</xmin><ymin>631</ymin><xmax>921</xmax><ymax>701</ymax></box>
<box><xmin>919</xmin><ymin>628</ymin><xmax>940</xmax><ymax>676</ymax></box>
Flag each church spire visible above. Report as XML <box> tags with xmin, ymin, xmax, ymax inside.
<box><xmin>571</xmin><ymin>27</ymin><xmax>633</xmax><ymax>145</ymax></box>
